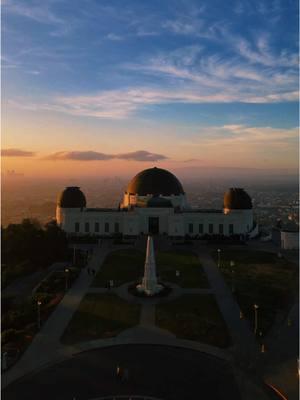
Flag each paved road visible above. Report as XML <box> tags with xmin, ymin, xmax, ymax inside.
<box><xmin>2</xmin><ymin>344</ymin><xmax>241</xmax><ymax>400</ymax></box>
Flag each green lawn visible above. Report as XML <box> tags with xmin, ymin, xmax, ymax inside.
<box><xmin>156</xmin><ymin>251</ymin><xmax>209</xmax><ymax>288</ymax></box>
<box><xmin>92</xmin><ymin>249</ymin><xmax>208</xmax><ymax>288</ymax></box>
<box><xmin>61</xmin><ymin>293</ymin><xmax>140</xmax><ymax>344</ymax></box>
<box><xmin>156</xmin><ymin>294</ymin><xmax>231</xmax><ymax>348</ymax></box>
<box><xmin>91</xmin><ymin>249</ymin><xmax>145</xmax><ymax>287</ymax></box>
<box><xmin>211</xmin><ymin>249</ymin><xmax>299</xmax><ymax>334</ymax></box>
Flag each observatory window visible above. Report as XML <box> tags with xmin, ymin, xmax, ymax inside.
<box><xmin>75</xmin><ymin>222</ymin><xmax>80</xmax><ymax>233</ymax></box>
<box><xmin>188</xmin><ymin>223</ymin><xmax>193</xmax><ymax>234</ymax></box>
<box><xmin>95</xmin><ymin>222</ymin><xmax>99</xmax><ymax>232</ymax></box>
<box><xmin>199</xmin><ymin>224</ymin><xmax>203</xmax><ymax>234</ymax></box>
<box><xmin>85</xmin><ymin>222</ymin><xmax>90</xmax><ymax>233</ymax></box>
<box><xmin>105</xmin><ymin>222</ymin><xmax>109</xmax><ymax>233</ymax></box>
<box><xmin>114</xmin><ymin>222</ymin><xmax>120</xmax><ymax>233</ymax></box>
<box><xmin>229</xmin><ymin>224</ymin><xmax>234</xmax><ymax>235</ymax></box>
<box><xmin>219</xmin><ymin>224</ymin><xmax>224</xmax><ymax>234</ymax></box>
<box><xmin>209</xmin><ymin>224</ymin><xmax>214</xmax><ymax>234</ymax></box>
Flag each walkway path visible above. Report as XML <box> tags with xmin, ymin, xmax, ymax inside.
<box><xmin>194</xmin><ymin>246</ymin><xmax>259</xmax><ymax>365</ymax></box>
<box><xmin>140</xmin><ymin>304</ymin><xmax>155</xmax><ymax>327</ymax></box>
<box><xmin>260</xmin><ymin>301</ymin><xmax>299</xmax><ymax>400</ymax></box>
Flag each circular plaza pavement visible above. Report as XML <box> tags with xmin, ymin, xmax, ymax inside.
<box><xmin>3</xmin><ymin>344</ymin><xmax>241</xmax><ymax>400</ymax></box>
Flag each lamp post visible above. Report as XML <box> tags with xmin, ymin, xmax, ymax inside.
<box><xmin>217</xmin><ymin>249</ymin><xmax>221</xmax><ymax>268</ymax></box>
<box><xmin>65</xmin><ymin>268</ymin><xmax>70</xmax><ymax>291</ymax></box>
<box><xmin>73</xmin><ymin>246</ymin><xmax>76</xmax><ymax>265</ymax></box>
<box><xmin>37</xmin><ymin>300</ymin><xmax>42</xmax><ymax>330</ymax></box>
<box><xmin>2</xmin><ymin>352</ymin><xmax>8</xmax><ymax>371</ymax></box>
<box><xmin>230</xmin><ymin>260</ymin><xmax>235</xmax><ymax>292</ymax></box>
<box><xmin>253</xmin><ymin>304</ymin><xmax>259</xmax><ymax>335</ymax></box>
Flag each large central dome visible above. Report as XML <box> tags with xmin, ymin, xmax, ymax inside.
<box><xmin>126</xmin><ymin>167</ymin><xmax>184</xmax><ymax>196</ymax></box>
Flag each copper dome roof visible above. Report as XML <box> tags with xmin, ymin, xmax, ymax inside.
<box><xmin>126</xmin><ymin>167</ymin><xmax>184</xmax><ymax>196</ymax></box>
<box><xmin>57</xmin><ymin>187</ymin><xmax>86</xmax><ymax>208</ymax></box>
<box><xmin>223</xmin><ymin>188</ymin><xmax>252</xmax><ymax>210</ymax></box>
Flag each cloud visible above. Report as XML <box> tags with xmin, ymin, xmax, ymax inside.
<box><xmin>106</xmin><ymin>33</ymin><xmax>123</xmax><ymax>41</ymax></box>
<box><xmin>235</xmin><ymin>36</ymin><xmax>298</xmax><ymax>68</ymax></box>
<box><xmin>3</xmin><ymin>0</ymin><xmax>75</xmax><ymax>36</ymax></box>
<box><xmin>182</xmin><ymin>158</ymin><xmax>202</xmax><ymax>163</ymax></box>
<box><xmin>4</xmin><ymin>2</ymin><xmax>297</xmax><ymax>120</ymax></box>
<box><xmin>176</xmin><ymin>124</ymin><xmax>298</xmax><ymax>169</ymax></box>
<box><xmin>46</xmin><ymin>151</ymin><xmax>113</xmax><ymax>161</ymax></box>
<box><xmin>1</xmin><ymin>148</ymin><xmax>36</xmax><ymax>157</ymax></box>
<box><xmin>184</xmin><ymin>125</ymin><xmax>299</xmax><ymax>150</ymax></box>
<box><xmin>9</xmin><ymin>81</ymin><xmax>298</xmax><ymax>119</ymax></box>
<box><xmin>45</xmin><ymin>150</ymin><xmax>168</xmax><ymax>162</ymax></box>
<box><xmin>117</xmin><ymin>150</ymin><xmax>167</xmax><ymax>161</ymax></box>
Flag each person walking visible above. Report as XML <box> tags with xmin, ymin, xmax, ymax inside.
<box><xmin>116</xmin><ymin>365</ymin><xmax>122</xmax><ymax>381</ymax></box>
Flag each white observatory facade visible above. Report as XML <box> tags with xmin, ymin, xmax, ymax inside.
<box><xmin>56</xmin><ymin>167</ymin><xmax>258</xmax><ymax>239</ymax></box>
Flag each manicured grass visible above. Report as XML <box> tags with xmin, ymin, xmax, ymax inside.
<box><xmin>92</xmin><ymin>249</ymin><xmax>208</xmax><ymax>288</ymax></box>
<box><xmin>61</xmin><ymin>293</ymin><xmax>140</xmax><ymax>344</ymax></box>
<box><xmin>91</xmin><ymin>249</ymin><xmax>145</xmax><ymax>287</ymax></box>
<box><xmin>156</xmin><ymin>294</ymin><xmax>231</xmax><ymax>348</ymax></box>
<box><xmin>211</xmin><ymin>249</ymin><xmax>299</xmax><ymax>334</ymax></box>
<box><xmin>212</xmin><ymin>248</ymin><xmax>279</xmax><ymax>265</ymax></box>
<box><xmin>157</xmin><ymin>251</ymin><xmax>209</xmax><ymax>288</ymax></box>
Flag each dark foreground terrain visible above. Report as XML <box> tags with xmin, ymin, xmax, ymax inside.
<box><xmin>3</xmin><ymin>344</ymin><xmax>240</xmax><ymax>400</ymax></box>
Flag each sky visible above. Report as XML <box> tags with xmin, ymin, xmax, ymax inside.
<box><xmin>2</xmin><ymin>0</ymin><xmax>299</xmax><ymax>179</ymax></box>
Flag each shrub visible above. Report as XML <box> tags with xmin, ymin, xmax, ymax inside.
<box><xmin>2</xmin><ymin>329</ymin><xmax>20</xmax><ymax>344</ymax></box>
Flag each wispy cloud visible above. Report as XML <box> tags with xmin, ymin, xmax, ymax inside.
<box><xmin>3</xmin><ymin>0</ymin><xmax>76</xmax><ymax>36</ymax></box>
<box><xmin>177</xmin><ymin>124</ymin><xmax>298</xmax><ymax>168</ymax></box>
<box><xmin>9</xmin><ymin>82</ymin><xmax>298</xmax><ymax>119</ymax></box>
<box><xmin>106</xmin><ymin>33</ymin><xmax>123</xmax><ymax>41</ymax></box>
<box><xmin>235</xmin><ymin>35</ymin><xmax>298</xmax><ymax>68</ymax></box>
<box><xmin>116</xmin><ymin>150</ymin><xmax>168</xmax><ymax>161</ymax></box>
<box><xmin>2</xmin><ymin>148</ymin><xmax>36</xmax><ymax>157</ymax></box>
<box><xmin>3</xmin><ymin>1</ymin><xmax>298</xmax><ymax>124</ymax></box>
<box><xmin>186</xmin><ymin>125</ymin><xmax>299</xmax><ymax>150</ymax></box>
<box><xmin>45</xmin><ymin>150</ymin><xmax>168</xmax><ymax>162</ymax></box>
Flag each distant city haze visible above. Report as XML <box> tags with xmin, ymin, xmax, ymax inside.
<box><xmin>2</xmin><ymin>173</ymin><xmax>298</xmax><ymax>229</ymax></box>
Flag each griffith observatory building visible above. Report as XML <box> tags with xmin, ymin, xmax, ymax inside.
<box><xmin>56</xmin><ymin>167</ymin><xmax>258</xmax><ymax>239</ymax></box>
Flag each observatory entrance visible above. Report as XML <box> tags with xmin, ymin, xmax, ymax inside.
<box><xmin>148</xmin><ymin>217</ymin><xmax>159</xmax><ymax>234</ymax></box>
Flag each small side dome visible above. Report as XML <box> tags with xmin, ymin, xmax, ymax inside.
<box><xmin>57</xmin><ymin>187</ymin><xmax>86</xmax><ymax>208</ymax></box>
<box><xmin>147</xmin><ymin>196</ymin><xmax>173</xmax><ymax>208</ymax></box>
<box><xmin>224</xmin><ymin>188</ymin><xmax>252</xmax><ymax>210</ymax></box>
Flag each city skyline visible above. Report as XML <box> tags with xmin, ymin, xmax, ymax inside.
<box><xmin>2</xmin><ymin>0</ymin><xmax>299</xmax><ymax>178</ymax></box>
